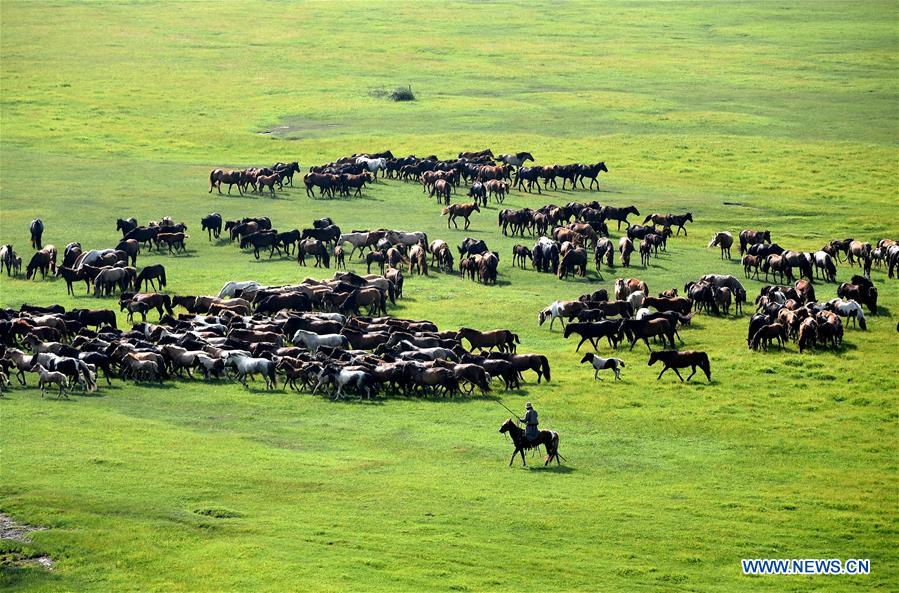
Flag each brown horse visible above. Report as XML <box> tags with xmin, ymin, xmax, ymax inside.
<box><xmin>442</xmin><ymin>202</ymin><xmax>480</xmax><ymax>230</ymax></box>
<box><xmin>499</xmin><ymin>418</ymin><xmax>562</xmax><ymax>466</ymax></box>
<box><xmin>209</xmin><ymin>169</ymin><xmax>243</xmax><ymax>195</ymax></box>
<box><xmin>643</xmin><ymin>212</ymin><xmax>693</xmax><ymax>236</ymax></box>
<box><xmin>708</xmin><ymin>232</ymin><xmax>734</xmax><ymax>259</ymax></box>
<box><xmin>456</xmin><ymin>327</ymin><xmax>519</xmax><ymax>353</ymax></box>
<box><xmin>256</xmin><ymin>173</ymin><xmax>282</xmax><ymax>195</ymax></box>
<box><xmin>648</xmin><ymin>350</ymin><xmax>711</xmax><ymax>382</ymax></box>
<box><xmin>739</xmin><ymin>229</ymin><xmax>771</xmax><ymax>255</ymax></box>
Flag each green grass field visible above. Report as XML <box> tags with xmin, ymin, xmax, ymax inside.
<box><xmin>1</xmin><ymin>1</ymin><xmax>897</xmax><ymax>591</ymax></box>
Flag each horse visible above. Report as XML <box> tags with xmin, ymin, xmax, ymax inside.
<box><xmin>643</xmin><ymin>212</ymin><xmax>693</xmax><ymax>236</ymax></box>
<box><xmin>576</xmin><ymin>162</ymin><xmax>608</xmax><ymax>190</ymax></box>
<box><xmin>0</xmin><ymin>244</ymin><xmax>17</xmax><ymax>276</ymax></box>
<box><xmin>619</xmin><ymin>237</ymin><xmax>634</xmax><ymax>267</ymax></box>
<box><xmin>826</xmin><ymin>298</ymin><xmax>867</xmax><ymax>330</ymax></box>
<box><xmin>209</xmin><ymin>169</ymin><xmax>243</xmax><ymax>195</ymax></box>
<box><xmin>313</xmin><ymin>365</ymin><xmax>377</xmax><ymax>400</ymax></box>
<box><xmin>499</xmin><ymin>418</ymin><xmax>562</xmax><ymax>466</ymax></box>
<box><xmin>297</xmin><ymin>238</ymin><xmax>331</xmax><ymax>268</ymax></box>
<box><xmin>218</xmin><ymin>280</ymin><xmax>260</xmax><ymax>299</ymax></box>
<box><xmin>458</xmin><ymin>149</ymin><xmax>494</xmax><ymax>159</ymax></box>
<box><xmin>614</xmin><ymin>277</ymin><xmax>649</xmax><ymax>301</ymax></box>
<box><xmin>26</xmin><ymin>247</ymin><xmax>56</xmax><ymax>280</ymax></box>
<box><xmin>498</xmin><ymin>151</ymin><xmax>534</xmax><ymax>168</ymax></box>
<box><xmin>538</xmin><ymin>300</ymin><xmax>585</xmax><ymax>330</ymax></box>
<box><xmin>200</xmin><ymin>213</ymin><xmax>223</xmax><ymax>241</ymax></box>
<box><xmin>648</xmin><ymin>350</ymin><xmax>711</xmax><ymax>382</ymax></box>
<box><xmin>304</xmin><ymin>172</ymin><xmax>340</xmax><ymax>198</ymax></box>
<box><xmin>132</xmin><ymin>263</ymin><xmax>167</xmax><ymax>292</ymax></box>
<box><xmin>30</xmin><ymin>219</ymin><xmax>44</xmax><ymax>249</ymax></box>
<box><xmin>601</xmin><ymin>205</ymin><xmax>640</xmax><ymax>230</ymax></box>
<box><xmin>456</xmin><ymin>327</ymin><xmax>519</xmax><ymax>353</ymax></box>
<box><xmin>708</xmin><ymin>232</ymin><xmax>734</xmax><ymax>259</ymax></box>
<box><xmin>618</xmin><ymin>318</ymin><xmax>678</xmax><ymax>351</ymax></box>
<box><xmin>739</xmin><ymin>229</ymin><xmax>771</xmax><ymax>255</ymax></box>
<box><xmin>225</xmin><ymin>352</ymin><xmax>277</xmax><ymax>389</ymax></box>
<box><xmin>514</xmin><ymin>166</ymin><xmax>543</xmax><ymax>193</ymax></box>
<box><xmin>29</xmin><ymin>364</ymin><xmax>69</xmax><ymax>398</ymax></box>
<box><xmin>93</xmin><ymin>267</ymin><xmax>131</xmax><ymax>297</ymax></box>
<box><xmin>742</xmin><ymin>254</ymin><xmax>761</xmax><ymax>279</ymax></box>
<box><xmin>240</xmin><ymin>231</ymin><xmax>283</xmax><ymax>259</ymax></box>
<box><xmin>116</xmin><ymin>218</ymin><xmax>138</xmax><ymax>237</ymax></box>
<box><xmin>512</xmin><ymin>245</ymin><xmax>533</xmax><ymax>269</ymax></box>
<box><xmin>355</xmin><ymin>157</ymin><xmax>387</xmax><ymax>179</ymax></box>
<box><xmin>291</xmin><ymin>330</ymin><xmax>349</xmax><ymax>354</ymax></box>
<box><xmin>750</xmin><ymin>323</ymin><xmax>788</xmax><ymax>350</ymax></box>
<box><xmin>580</xmin><ymin>353</ymin><xmax>625</xmax><ymax>380</ymax></box>
<box><xmin>564</xmin><ymin>321</ymin><xmax>624</xmax><ymax>351</ymax></box>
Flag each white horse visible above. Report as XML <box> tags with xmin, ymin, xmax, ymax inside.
<box><xmin>386</xmin><ymin>230</ymin><xmax>428</xmax><ymax>247</ymax></box>
<box><xmin>626</xmin><ymin>290</ymin><xmax>645</xmax><ymax>310</ymax></box>
<box><xmin>313</xmin><ymin>365</ymin><xmax>375</xmax><ymax>400</ymax></box>
<box><xmin>396</xmin><ymin>340</ymin><xmax>459</xmax><ymax>361</ymax></box>
<box><xmin>538</xmin><ymin>300</ymin><xmax>580</xmax><ymax>330</ymax></box>
<box><xmin>30</xmin><ymin>364</ymin><xmax>69</xmax><ymax>398</ymax></box>
<box><xmin>291</xmin><ymin>329</ymin><xmax>350</xmax><ymax>354</ymax></box>
<box><xmin>355</xmin><ymin>157</ymin><xmax>387</xmax><ymax>179</ymax></box>
<box><xmin>218</xmin><ymin>280</ymin><xmax>260</xmax><ymax>299</ymax></box>
<box><xmin>579</xmin><ymin>353</ymin><xmax>625</xmax><ymax>380</ymax></box>
<box><xmin>75</xmin><ymin>249</ymin><xmax>117</xmax><ymax>269</ymax></box>
<box><xmin>224</xmin><ymin>352</ymin><xmax>277</xmax><ymax>389</ymax></box>
<box><xmin>338</xmin><ymin>232</ymin><xmax>373</xmax><ymax>258</ymax></box>
<box><xmin>826</xmin><ymin>298</ymin><xmax>867</xmax><ymax>330</ymax></box>
<box><xmin>635</xmin><ymin>307</ymin><xmax>652</xmax><ymax>320</ymax></box>
<box><xmin>813</xmin><ymin>250</ymin><xmax>837</xmax><ymax>282</ymax></box>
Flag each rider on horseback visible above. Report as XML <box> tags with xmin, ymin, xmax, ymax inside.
<box><xmin>519</xmin><ymin>402</ymin><xmax>539</xmax><ymax>443</ymax></box>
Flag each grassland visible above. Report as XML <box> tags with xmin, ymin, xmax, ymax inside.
<box><xmin>1</xmin><ymin>1</ymin><xmax>897</xmax><ymax>591</ymax></box>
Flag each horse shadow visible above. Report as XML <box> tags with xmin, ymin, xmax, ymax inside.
<box><xmin>524</xmin><ymin>464</ymin><xmax>576</xmax><ymax>474</ymax></box>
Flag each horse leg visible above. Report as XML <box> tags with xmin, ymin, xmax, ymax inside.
<box><xmin>673</xmin><ymin>368</ymin><xmax>685</xmax><ymax>382</ymax></box>
<box><xmin>575</xmin><ymin>336</ymin><xmax>587</xmax><ymax>352</ymax></box>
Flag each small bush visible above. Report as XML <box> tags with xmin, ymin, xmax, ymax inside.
<box><xmin>368</xmin><ymin>85</ymin><xmax>416</xmax><ymax>102</ymax></box>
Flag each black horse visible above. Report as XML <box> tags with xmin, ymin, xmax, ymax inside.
<box><xmin>498</xmin><ymin>418</ymin><xmax>562</xmax><ymax>466</ymax></box>
<box><xmin>30</xmin><ymin>218</ymin><xmax>44</xmax><ymax>250</ymax></box>
<box><xmin>201</xmin><ymin>213</ymin><xmax>222</xmax><ymax>240</ymax></box>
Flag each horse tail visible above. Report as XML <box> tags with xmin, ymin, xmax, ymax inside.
<box><xmin>642</xmin><ymin>214</ymin><xmax>652</xmax><ymax>224</ymax></box>
<box><xmin>160</xmin><ymin>267</ymin><xmax>167</xmax><ymax>288</ymax></box>
<box><xmin>513</xmin><ymin>333</ymin><xmax>520</xmax><ymax>344</ymax></box>
<box><xmin>442</xmin><ymin>207</ymin><xmax>449</xmax><ymax>216</ymax></box>
<box><xmin>209</xmin><ymin>169</ymin><xmax>216</xmax><ymax>191</ymax></box>
<box><xmin>163</xmin><ymin>294</ymin><xmax>173</xmax><ymax>314</ymax></box>
<box><xmin>540</xmin><ymin>356</ymin><xmax>551</xmax><ymax>382</ymax></box>
<box><xmin>387</xmin><ymin>281</ymin><xmax>396</xmax><ymax>304</ymax></box>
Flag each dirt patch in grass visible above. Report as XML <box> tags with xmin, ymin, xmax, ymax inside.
<box><xmin>0</xmin><ymin>513</ymin><xmax>53</xmax><ymax>570</ymax></box>
<box><xmin>257</xmin><ymin>118</ymin><xmax>343</xmax><ymax>137</ymax></box>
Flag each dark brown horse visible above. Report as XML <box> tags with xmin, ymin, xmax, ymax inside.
<box><xmin>739</xmin><ymin>229</ymin><xmax>771</xmax><ymax>255</ymax></box>
<box><xmin>643</xmin><ymin>212</ymin><xmax>693</xmax><ymax>236</ymax></box>
<box><xmin>499</xmin><ymin>418</ymin><xmax>562</xmax><ymax>466</ymax></box>
<box><xmin>601</xmin><ymin>205</ymin><xmax>640</xmax><ymax>230</ymax></box>
<box><xmin>456</xmin><ymin>327</ymin><xmax>519</xmax><ymax>353</ymax></box>
<box><xmin>647</xmin><ymin>350</ymin><xmax>711</xmax><ymax>382</ymax></box>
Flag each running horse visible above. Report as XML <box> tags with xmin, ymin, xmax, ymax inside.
<box><xmin>499</xmin><ymin>418</ymin><xmax>563</xmax><ymax>466</ymax></box>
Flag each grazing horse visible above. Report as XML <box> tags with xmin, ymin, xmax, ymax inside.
<box><xmin>708</xmin><ymin>232</ymin><xmax>734</xmax><ymax>259</ymax></box>
<box><xmin>209</xmin><ymin>169</ymin><xmax>243</xmax><ymax>195</ymax></box>
<box><xmin>580</xmin><ymin>353</ymin><xmax>625</xmax><ymax>380</ymax></box>
<box><xmin>618</xmin><ymin>237</ymin><xmax>634</xmax><ymax>267</ymax></box>
<box><xmin>643</xmin><ymin>212</ymin><xmax>693</xmax><ymax>236</ymax></box>
<box><xmin>499</xmin><ymin>418</ymin><xmax>562</xmax><ymax>466</ymax></box>
<box><xmin>826</xmin><ymin>298</ymin><xmax>867</xmax><ymax>330</ymax></box>
<box><xmin>135</xmin><ymin>264</ymin><xmax>167</xmax><ymax>291</ymax></box>
<box><xmin>648</xmin><ymin>350</ymin><xmax>711</xmax><ymax>382</ymax></box>
<box><xmin>26</xmin><ymin>247</ymin><xmax>56</xmax><ymax>280</ymax></box>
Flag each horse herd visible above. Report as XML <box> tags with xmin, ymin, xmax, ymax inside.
<box><xmin>0</xmin><ymin>270</ymin><xmax>552</xmax><ymax>398</ymax></box>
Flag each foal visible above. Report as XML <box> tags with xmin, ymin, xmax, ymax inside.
<box><xmin>580</xmin><ymin>353</ymin><xmax>625</xmax><ymax>380</ymax></box>
<box><xmin>30</xmin><ymin>364</ymin><xmax>70</xmax><ymax>398</ymax></box>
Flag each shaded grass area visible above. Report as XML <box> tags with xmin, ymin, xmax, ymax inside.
<box><xmin>1</xmin><ymin>1</ymin><xmax>897</xmax><ymax>592</ymax></box>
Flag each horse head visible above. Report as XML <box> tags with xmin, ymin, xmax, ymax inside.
<box><xmin>498</xmin><ymin>418</ymin><xmax>517</xmax><ymax>434</ymax></box>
